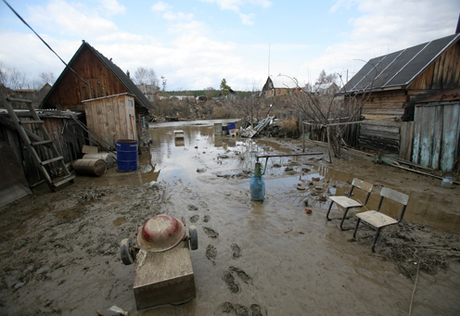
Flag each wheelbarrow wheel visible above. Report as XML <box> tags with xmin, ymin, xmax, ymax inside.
<box><xmin>120</xmin><ymin>238</ymin><xmax>134</xmax><ymax>265</ymax></box>
<box><xmin>189</xmin><ymin>225</ymin><xmax>198</xmax><ymax>250</ymax></box>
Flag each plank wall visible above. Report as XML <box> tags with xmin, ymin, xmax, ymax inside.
<box><xmin>45</xmin><ymin>45</ymin><xmax>128</xmax><ymax>111</ymax></box>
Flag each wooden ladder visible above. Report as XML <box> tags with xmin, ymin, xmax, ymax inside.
<box><xmin>2</xmin><ymin>96</ymin><xmax>75</xmax><ymax>191</ymax></box>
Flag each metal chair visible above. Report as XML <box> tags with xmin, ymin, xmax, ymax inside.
<box><xmin>326</xmin><ymin>178</ymin><xmax>374</xmax><ymax>230</ymax></box>
<box><xmin>353</xmin><ymin>187</ymin><xmax>409</xmax><ymax>252</ymax></box>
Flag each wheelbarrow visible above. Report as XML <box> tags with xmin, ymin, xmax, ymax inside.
<box><xmin>120</xmin><ymin>214</ymin><xmax>198</xmax><ymax>310</ymax></box>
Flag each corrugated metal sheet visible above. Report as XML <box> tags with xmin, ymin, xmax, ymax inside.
<box><xmin>413</xmin><ymin>101</ymin><xmax>460</xmax><ymax>171</ymax></box>
<box><xmin>340</xmin><ymin>33</ymin><xmax>460</xmax><ymax>93</ymax></box>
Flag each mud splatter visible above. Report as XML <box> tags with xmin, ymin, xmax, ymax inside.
<box><xmin>203</xmin><ymin>227</ymin><xmax>219</xmax><ymax>238</ymax></box>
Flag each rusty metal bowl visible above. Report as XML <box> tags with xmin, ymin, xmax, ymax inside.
<box><xmin>137</xmin><ymin>214</ymin><xmax>186</xmax><ymax>252</ymax></box>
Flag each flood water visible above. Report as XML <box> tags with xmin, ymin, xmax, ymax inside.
<box><xmin>116</xmin><ymin>119</ymin><xmax>459</xmax><ymax>315</ymax></box>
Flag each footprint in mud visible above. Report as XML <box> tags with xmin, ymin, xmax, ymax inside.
<box><xmin>188</xmin><ymin>204</ymin><xmax>198</xmax><ymax>211</ymax></box>
<box><xmin>229</xmin><ymin>266</ymin><xmax>252</xmax><ymax>284</ymax></box>
<box><xmin>220</xmin><ymin>302</ymin><xmax>266</xmax><ymax>316</ymax></box>
<box><xmin>203</xmin><ymin>227</ymin><xmax>219</xmax><ymax>238</ymax></box>
<box><xmin>199</xmin><ymin>201</ymin><xmax>208</xmax><ymax>208</ymax></box>
<box><xmin>205</xmin><ymin>244</ymin><xmax>217</xmax><ymax>264</ymax></box>
<box><xmin>190</xmin><ymin>215</ymin><xmax>199</xmax><ymax>223</ymax></box>
<box><xmin>203</xmin><ymin>215</ymin><xmax>210</xmax><ymax>223</ymax></box>
<box><xmin>231</xmin><ymin>243</ymin><xmax>241</xmax><ymax>258</ymax></box>
<box><xmin>223</xmin><ymin>271</ymin><xmax>240</xmax><ymax>293</ymax></box>
<box><xmin>250</xmin><ymin>304</ymin><xmax>265</xmax><ymax>316</ymax></box>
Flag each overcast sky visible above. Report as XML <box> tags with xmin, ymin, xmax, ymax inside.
<box><xmin>0</xmin><ymin>0</ymin><xmax>458</xmax><ymax>91</ymax></box>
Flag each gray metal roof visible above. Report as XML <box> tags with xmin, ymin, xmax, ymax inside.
<box><xmin>340</xmin><ymin>33</ymin><xmax>460</xmax><ymax>94</ymax></box>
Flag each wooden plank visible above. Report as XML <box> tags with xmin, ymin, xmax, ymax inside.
<box><xmin>431</xmin><ymin>104</ymin><xmax>443</xmax><ymax>169</ymax></box>
<box><xmin>441</xmin><ymin>103</ymin><xmax>460</xmax><ymax>171</ymax></box>
<box><xmin>399</xmin><ymin>121</ymin><xmax>414</xmax><ymax>160</ymax></box>
<box><xmin>419</xmin><ymin>105</ymin><xmax>433</xmax><ymax>167</ymax></box>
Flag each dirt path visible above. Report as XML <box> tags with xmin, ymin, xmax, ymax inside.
<box><xmin>0</xmin><ymin>135</ymin><xmax>459</xmax><ymax>315</ymax></box>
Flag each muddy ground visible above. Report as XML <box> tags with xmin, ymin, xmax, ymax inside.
<box><xmin>0</xmin><ymin>132</ymin><xmax>459</xmax><ymax>316</ymax></box>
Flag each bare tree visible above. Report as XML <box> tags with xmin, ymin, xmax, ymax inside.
<box><xmin>133</xmin><ymin>67</ymin><xmax>159</xmax><ymax>87</ymax></box>
<box><xmin>281</xmin><ymin>71</ymin><xmax>373</xmax><ymax>159</ymax></box>
<box><xmin>32</xmin><ymin>72</ymin><xmax>55</xmax><ymax>89</ymax></box>
<box><xmin>0</xmin><ymin>63</ymin><xmax>27</xmax><ymax>89</ymax></box>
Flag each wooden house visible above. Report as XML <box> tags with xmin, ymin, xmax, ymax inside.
<box><xmin>339</xmin><ymin>33</ymin><xmax>460</xmax><ymax>157</ymax></box>
<box><xmin>40</xmin><ymin>40</ymin><xmax>154</xmax><ymax>116</ymax></box>
<box><xmin>260</xmin><ymin>75</ymin><xmax>303</xmax><ymax>97</ymax></box>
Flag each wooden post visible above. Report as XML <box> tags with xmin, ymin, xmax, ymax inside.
<box><xmin>327</xmin><ymin>126</ymin><xmax>332</xmax><ymax>163</ymax></box>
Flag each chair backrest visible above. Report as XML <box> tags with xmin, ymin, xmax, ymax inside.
<box><xmin>349</xmin><ymin>178</ymin><xmax>374</xmax><ymax>204</ymax></box>
<box><xmin>351</xmin><ymin>178</ymin><xmax>374</xmax><ymax>193</ymax></box>
<box><xmin>378</xmin><ymin>187</ymin><xmax>410</xmax><ymax>222</ymax></box>
<box><xmin>380</xmin><ymin>187</ymin><xmax>409</xmax><ymax>205</ymax></box>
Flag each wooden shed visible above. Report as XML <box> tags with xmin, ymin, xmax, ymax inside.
<box><xmin>339</xmin><ymin>33</ymin><xmax>460</xmax><ymax>157</ymax></box>
<box><xmin>82</xmin><ymin>93</ymin><xmax>137</xmax><ymax>149</ymax></box>
<box><xmin>40</xmin><ymin>40</ymin><xmax>153</xmax><ymax>115</ymax></box>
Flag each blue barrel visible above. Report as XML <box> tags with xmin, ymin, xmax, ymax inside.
<box><xmin>250</xmin><ymin>175</ymin><xmax>265</xmax><ymax>201</ymax></box>
<box><xmin>227</xmin><ymin>122</ymin><xmax>236</xmax><ymax>135</ymax></box>
<box><xmin>117</xmin><ymin>139</ymin><xmax>138</xmax><ymax>172</ymax></box>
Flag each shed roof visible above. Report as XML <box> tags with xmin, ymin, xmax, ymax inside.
<box><xmin>41</xmin><ymin>41</ymin><xmax>153</xmax><ymax>111</ymax></box>
<box><xmin>340</xmin><ymin>33</ymin><xmax>460</xmax><ymax>94</ymax></box>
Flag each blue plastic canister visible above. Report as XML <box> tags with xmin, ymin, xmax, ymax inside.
<box><xmin>117</xmin><ymin>139</ymin><xmax>138</xmax><ymax>172</ymax></box>
<box><xmin>250</xmin><ymin>175</ymin><xmax>265</xmax><ymax>201</ymax></box>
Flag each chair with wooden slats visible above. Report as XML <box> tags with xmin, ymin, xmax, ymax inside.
<box><xmin>326</xmin><ymin>178</ymin><xmax>374</xmax><ymax>230</ymax></box>
<box><xmin>353</xmin><ymin>187</ymin><xmax>409</xmax><ymax>252</ymax></box>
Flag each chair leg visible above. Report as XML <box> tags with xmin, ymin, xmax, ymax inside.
<box><xmin>371</xmin><ymin>228</ymin><xmax>382</xmax><ymax>252</ymax></box>
<box><xmin>326</xmin><ymin>201</ymin><xmax>334</xmax><ymax>221</ymax></box>
<box><xmin>353</xmin><ymin>218</ymin><xmax>361</xmax><ymax>239</ymax></box>
<box><xmin>340</xmin><ymin>208</ymin><xmax>350</xmax><ymax>230</ymax></box>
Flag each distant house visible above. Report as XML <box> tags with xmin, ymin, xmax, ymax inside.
<box><xmin>260</xmin><ymin>75</ymin><xmax>303</xmax><ymax>97</ymax></box>
<box><xmin>311</xmin><ymin>82</ymin><xmax>339</xmax><ymax>95</ymax></box>
<box><xmin>41</xmin><ymin>40</ymin><xmax>154</xmax><ymax>116</ymax></box>
<box><xmin>339</xmin><ymin>33</ymin><xmax>460</xmax><ymax>157</ymax></box>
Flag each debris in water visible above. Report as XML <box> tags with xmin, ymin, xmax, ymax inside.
<box><xmin>109</xmin><ymin>305</ymin><xmax>129</xmax><ymax>315</ymax></box>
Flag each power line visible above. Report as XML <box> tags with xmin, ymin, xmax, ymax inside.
<box><xmin>2</xmin><ymin>0</ymin><xmax>103</xmax><ymax>97</ymax></box>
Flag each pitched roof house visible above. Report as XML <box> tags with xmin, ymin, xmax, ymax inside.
<box><xmin>41</xmin><ymin>41</ymin><xmax>153</xmax><ymax>114</ymax></box>
<box><xmin>340</xmin><ymin>33</ymin><xmax>460</xmax><ymax>155</ymax></box>
<box><xmin>260</xmin><ymin>75</ymin><xmax>303</xmax><ymax>97</ymax></box>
